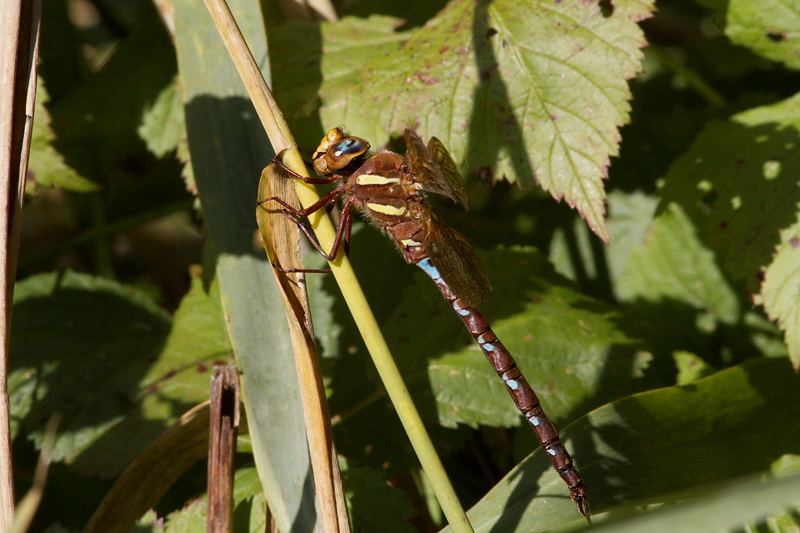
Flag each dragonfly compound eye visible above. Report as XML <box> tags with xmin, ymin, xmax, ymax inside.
<box><xmin>326</xmin><ymin>137</ymin><xmax>369</xmax><ymax>170</ymax></box>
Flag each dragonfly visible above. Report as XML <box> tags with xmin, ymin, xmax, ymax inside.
<box><xmin>260</xmin><ymin>128</ymin><xmax>589</xmax><ymax>520</ymax></box>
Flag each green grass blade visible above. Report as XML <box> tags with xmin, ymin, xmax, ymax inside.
<box><xmin>172</xmin><ymin>0</ymin><xmax>316</xmax><ymax>529</ymax></box>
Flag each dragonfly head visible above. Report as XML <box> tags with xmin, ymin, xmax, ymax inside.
<box><xmin>313</xmin><ymin>128</ymin><xmax>370</xmax><ymax>175</ymax></box>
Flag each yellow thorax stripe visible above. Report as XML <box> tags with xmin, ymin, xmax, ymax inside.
<box><xmin>366</xmin><ymin>202</ymin><xmax>406</xmax><ymax>216</ymax></box>
<box><xmin>355</xmin><ymin>174</ymin><xmax>401</xmax><ymax>186</ymax></box>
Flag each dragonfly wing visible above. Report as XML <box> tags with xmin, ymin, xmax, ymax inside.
<box><xmin>404</xmin><ymin>129</ymin><xmax>469</xmax><ymax>209</ymax></box>
<box><xmin>427</xmin><ymin>136</ymin><xmax>469</xmax><ymax>208</ymax></box>
<box><xmin>422</xmin><ymin>212</ymin><xmax>491</xmax><ymax>309</ymax></box>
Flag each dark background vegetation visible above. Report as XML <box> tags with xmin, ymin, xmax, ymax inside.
<box><xmin>10</xmin><ymin>0</ymin><xmax>800</xmax><ymax>530</ymax></box>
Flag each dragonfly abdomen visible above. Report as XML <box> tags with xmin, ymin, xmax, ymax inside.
<box><xmin>416</xmin><ymin>256</ymin><xmax>589</xmax><ymax>516</ymax></box>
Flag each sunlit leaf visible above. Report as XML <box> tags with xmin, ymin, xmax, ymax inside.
<box><xmin>726</xmin><ymin>0</ymin><xmax>800</xmax><ymax>70</ymax></box>
<box><xmin>9</xmin><ymin>271</ymin><xmax>171</xmax><ymax>463</ymax></box>
<box><xmin>756</xmin><ymin>216</ymin><xmax>800</xmax><ymax>369</ymax></box>
<box><xmin>138</xmin><ymin>75</ymin><xmax>185</xmax><ymax>158</ymax></box>
<box><xmin>29</xmin><ymin>78</ymin><xmax>100</xmax><ymax>192</ymax></box>
<box><xmin>273</xmin><ymin>0</ymin><xmax>655</xmax><ymax>241</ymax></box>
<box><xmin>160</xmin><ymin>467</ymin><xmax>266</xmax><ymax>532</ymax></box>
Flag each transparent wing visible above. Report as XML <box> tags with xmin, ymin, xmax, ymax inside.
<box><xmin>422</xmin><ymin>211</ymin><xmax>491</xmax><ymax>308</ymax></box>
<box><xmin>427</xmin><ymin>136</ymin><xmax>468</xmax><ymax>208</ymax></box>
<box><xmin>404</xmin><ymin>129</ymin><xmax>469</xmax><ymax>209</ymax></box>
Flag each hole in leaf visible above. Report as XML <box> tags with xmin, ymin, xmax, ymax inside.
<box><xmin>599</xmin><ymin>0</ymin><xmax>614</xmax><ymax>17</ymax></box>
<box><xmin>766</xmin><ymin>31</ymin><xmax>786</xmax><ymax>42</ymax></box>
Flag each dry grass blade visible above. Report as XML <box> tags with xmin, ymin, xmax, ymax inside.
<box><xmin>84</xmin><ymin>403</ymin><xmax>211</xmax><ymax>533</ymax></box>
<box><xmin>0</xmin><ymin>0</ymin><xmax>41</xmax><ymax>528</ymax></box>
<box><xmin>207</xmin><ymin>366</ymin><xmax>240</xmax><ymax>533</ymax></box>
<box><xmin>7</xmin><ymin>415</ymin><xmax>57</xmax><ymax>533</ymax></box>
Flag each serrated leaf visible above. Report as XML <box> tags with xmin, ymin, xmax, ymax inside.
<box><xmin>29</xmin><ymin>79</ymin><xmax>100</xmax><ymax>192</ymax></box>
<box><xmin>134</xmin><ymin>510</ymin><xmax>159</xmax><ymax>531</ymax></box>
<box><xmin>270</xmin><ymin>15</ymin><xmax>412</xmax><ymax>150</ymax></box>
<box><xmin>726</xmin><ymin>0</ymin><xmax>800</xmax><ymax>70</ymax></box>
<box><xmin>656</xmin><ymin>94</ymin><xmax>800</xmax><ymax>364</ymax></box>
<box><xmin>273</xmin><ymin>1</ymin><xmax>655</xmax><ymax>241</ymax></box>
<box><xmin>659</xmin><ymin>93</ymin><xmax>800</xmax><ymax>293</ymax></box>
<box><xmin>138</xmin><ymin>75</ymin><xmax>186</xmax><ymax>158</ymax></box>
<box><xmin>9</xmin><ymin>269</ymin><xmax>230</xmax><ymax>480</ymax></box>
<box><xmin>160</xmin><ymin>466</ymin><xmax>266</xmax><ymax>533</ymax></box>
<box><xmin>756</xmin><ymin>216</ymin><xmax>800</xmax><ymax>369</ymax></box>
<box><xmin>446</xmin><ymin>356</ymin><xmax>800</xmax><ymax>532</ymax></box>
<box><xmin>163</xmin><ymin>499</ymin><xmax>206</xmax><ymax>533</ymax></box>
<box><xmin>276</xmin><ymin>0</ymin><xmax>652</xmax><ymax>240</ymax></box>
<box><xmin>387</xmin><ymin>247</ymin><xmax>655</xmax><ymax>430</ymax></box>
<box><xmin>71</xmin><ymin>269</ymin><xmax>232</xmax><ymax>476</ymax></box>
<box><xmin>50</xmin><ymin>13</ymin><xmax>177</xmax><ymax>160</ymax></box>
<box><xmin>9</xmin><ymin>271</ymin><xmax>171</xmax><ymax>463</ymax></box>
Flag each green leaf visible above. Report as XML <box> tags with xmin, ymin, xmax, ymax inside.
<box><xmin>657</xmin><ymin>93</ymin><xmax>800</xmax><ymax>365</ymax></box>
<box><xmin>50</xmin><ymin>11</ymin><xmax>177</xmax><ymax>163</ymax></box>
<box><xmin>659</xmin><ymin>93</ymin><xmax>800</xmax><ymax>292</ymax></box>
<box><xmin>726</xmin><ymin>0</ymin><xmax>800</xmax><ymax>70</ymax></box>
<box><xmin>341</xmin><ymin>459</ymin><xmax>417</xmax><ymax>532</ymax></box>
<box><xmin>771</xmin><ymin>454</ymin><xmax>800</xmax><ymax>476</ymax></box>
<box><xmin>9</xmin><ymin>269</ymin><xmax>229</xmax><ymax>479</ymax></box>
<box><xmin>672</xmin><ymin>350</ymin><xmax>717</xmax><ymax>385</ymax></box>
<box><xmin>163</xmin><ymin>499</ymin><xmax>205</xmax><ymax>533</ymax></box>
<box><xmin>448</xmin><ymin>356</ymin><xmax>800</xmax><ymax>532</ymax></box>
<box><xmin>138</xmin><ymin>75</ymin><xmax>186</xmax><ymax>158</ymax></box>
<box><xmin>756</xmin><ymin>216</ymin><xmax>800</xmax><ymax>369</ymax></box>
<box><xmin>616</xmin><ymin>203</ymin><xmax>740</xmax><ymax>325</ymax></box>
<box><xmin>270</xmin><ymin>15</ymin><xmax>410</xmax><ymax>139</ymax></box>
<box><xmin>29</xmin><ymin>78</ymin><xmax>100</xmax><ymax>192</ymax></box>
<box><xmin>589</xmin><ymin>473</ymin><xmax>800</xmax><ymax>533</ymax></box>
<box><xmin>71</xmin><ymin>268</ymin><xmax>231</xmax><ymax>476</ymax></box>
<box><xmin>9</xmin><ymin>271</ymin><xmax>171</xmax><ymax>462</ymax></box>
<box><xmin>273</xmin><ymin>0</ymin><xmax>656</xmax><ymax>241</ymax></box>
<box><xmin>137</xmin><ymin>75</ymin><xmax>196</xmax><ymax>197</ymax></box>
<box><xmin>160</xmin><ymin>466</ymin><xmax>266</xmax><ymax>532</ymax></box>
<box><xmin>549</xmin><ymin>189</ymin><xmax>658</xmax><ymax>294</ymax></box>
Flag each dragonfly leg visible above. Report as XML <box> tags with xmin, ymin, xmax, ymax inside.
<box><xmin>258</xmin><ymin>185</ymin><xmax>344</xmax><ymax>218</ymax></box>
<box><xmin>343</xmin><ymin>209</ymin><xmax>352</xmax><ymax>256</ymax></box>
<box><xmin>270</xmin><ymin>260</ymin><xmax>332</xmax><ymax>274</ymax></box>
<box><xmin>323</xmin><ymin>196</ymin><xmax>352</xmax><ymax>255</ymax></box>
<box><xmin>270</xmin><ymin>152</ymin><xmax>339</xmax><ymax>185</ymax></box>
<box><xmin>276</xmin><ymin>199</ymin><xmax>353</xmax><ymax>262</ymax></box>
